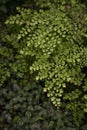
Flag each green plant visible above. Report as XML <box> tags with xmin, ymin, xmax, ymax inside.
<box><xmin>0</xmin><ymin>80</ymin><xmax>78</xmax><ymax>130</ymax></box>
<box><xmin>1</xmin><ymin>0</ymin><xmax>87</xmax><ymax>126</ymax></box>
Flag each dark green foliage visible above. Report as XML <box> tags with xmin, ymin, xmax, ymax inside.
<box><xmin>0</xmin><ymin>81</ymin><xmax>71</xmax><ymax>130</ymax></box>
<box><xmin>0</xmin><ymin>0</ymin><xmax>22</xmax><ymax>21</ymax></box>
<box><xmin>0</xmin><ymin>0</ymin><xmax>10</xmax><ymax>13</ymax></box>
<box><xmin>0</xmin><ymin>81</ymin><xmax>87</xmax><ymax>130</ymax></box>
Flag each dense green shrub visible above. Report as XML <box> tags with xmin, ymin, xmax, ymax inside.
<box><xmin>0</xmin><ymin>81</ymin><xmax>87</xmax><ymax>130</ymax></box>
<box><xmin>0</xmin><ymin>0</ymin><xmax>87</xmax><ymax>127</ymax></box>
<box><xmin>0</xmin><ymin>81</ymin><xmax>68</xmax><ymax>130</ymax></box>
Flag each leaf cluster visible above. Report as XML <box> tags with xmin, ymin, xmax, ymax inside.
<box><xmin>0</xmin><ymin>0</ymin><xmax>87</xmax><ymax>126</ymax></box>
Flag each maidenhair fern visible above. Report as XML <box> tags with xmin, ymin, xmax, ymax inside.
<box><xmin>1</xmin><ymin>0</ymin><xmax>87</xmax><ymax>126</ymax></box>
